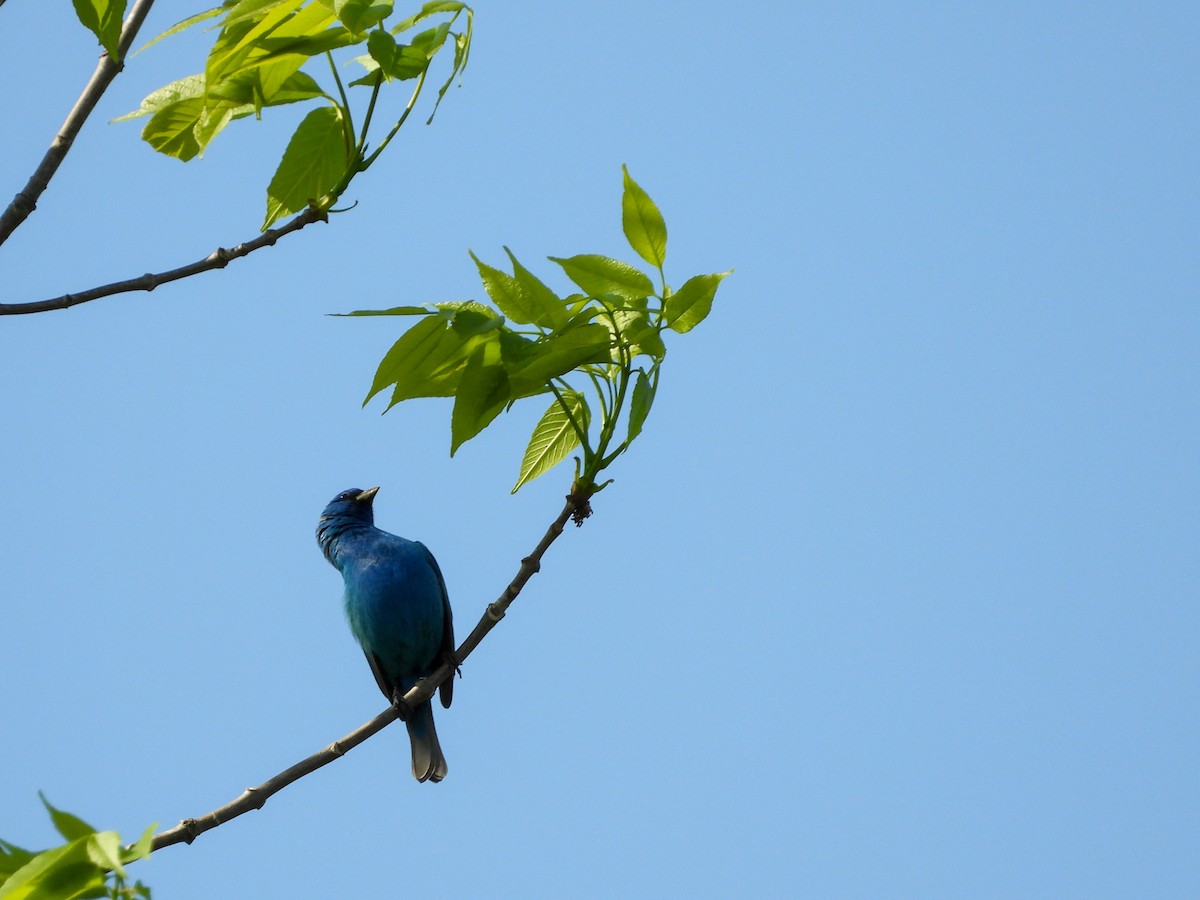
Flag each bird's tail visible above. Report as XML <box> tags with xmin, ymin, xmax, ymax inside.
<box><xmin>405</xmin><ymin>700</ymin><xmax>448</xmax><ymax>783</ymax></box>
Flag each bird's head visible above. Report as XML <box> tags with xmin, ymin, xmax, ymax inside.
<box><xmin>319</xmin><ymin>486</ymin><xmax>379</xmax><ymax>526</ymax></box>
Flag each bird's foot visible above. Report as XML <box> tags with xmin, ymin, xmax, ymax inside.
<box><xmin>390</xmin><ymin>689</ymin><xmax>413</xmax><ymax>721</ymax></box>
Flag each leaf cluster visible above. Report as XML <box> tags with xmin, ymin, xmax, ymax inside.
<box><xmin>344</xmin><ymin>166</ymin><xmax>729</xmax><ymax>494</ymax></box>
<box><xmin>0</xmin><ymin>795</ymin><xmax>154</xmax><ymax>900</ymax></box>
<box><xmin>114</xmin><ymin>1</ymin><xmax>473</xmax><ymax>228</ymax></box>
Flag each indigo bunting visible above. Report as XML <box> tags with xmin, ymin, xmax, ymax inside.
<box><xmin>317</xmin><ymin>487</ymin><xmax>455</xmax><ymax>783</ymax></box>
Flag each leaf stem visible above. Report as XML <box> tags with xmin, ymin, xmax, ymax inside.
<box><xmin>357</xmin><ymin>73</ymin><xmax>385</xmax><ymax>160</ymax></box>
<box><xmin>325</xmin><ymin>51</ymin><xmax>356</xmax><ymax>161</ymax></box>
<box><xmin>360</xmin><ymin>68</ymin><xmax>428</xmax><ymax>170</ymax></box>
<box><xmin>584</xmin><ymin>369</ymin><xmax>611</xmax><ymax>422</ymax></box>
<box><xmin>549</xmin><ymin>381</ymin><xmax>591</xmax><ymax>456</ymax></box>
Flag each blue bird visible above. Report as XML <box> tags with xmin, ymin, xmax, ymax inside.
<box><xmin>317</xmin><ymin>487</ymin><xmax>455</xmax><ymax>783</ymax></box>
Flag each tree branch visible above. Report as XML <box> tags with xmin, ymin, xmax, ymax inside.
<box><xmin>0</xmin><ymin>208</ymin><xmax>328</xmax><ymax>315</ymax></box>
<box><xmin>150</xmin><ymin>493</ymin><xmax>586</xmax><ymax>852</ymax></box>
<box><xmin>0</xmin><ymin>0</ymin><xmax>157</xmax><ymax>248</ymax></box>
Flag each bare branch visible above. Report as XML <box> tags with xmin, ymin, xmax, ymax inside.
<box><xmin>150</xmin><ymin>494</ymin><xmax>584</xmax><ymax>852</ymax></box>
<box><xmin>0</xmin><ymin>208</ymin><xmax>328</xmax><ymax>316</ymax></box>
<box><xmin>0</xmin><ymin>0</ymin><xmax>157</xmax><ymax>247</ymax></box>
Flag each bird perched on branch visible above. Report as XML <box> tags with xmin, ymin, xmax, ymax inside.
<box><xmin>317</xmin><ymin>487</ymin><xmax>455</xmax><ymax>783</ymax></box>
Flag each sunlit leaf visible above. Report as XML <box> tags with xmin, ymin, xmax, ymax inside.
<box><xmin>0</xmin><ymin>837</ymin><xmax>105</xmax><ymax>900</ymax></box>
<box><xmin>72</xmin><ymin>0</ymin><xmax>127</xmax><ymax>60</ymax></box>
<box><xmin>140</xmin><ymin>97</ymin><xmax>205</xmax><ymax>161</ymax></box>
<box><xmin>113</xmin><ymin>74</ymin><xmax>205</xmax><ymax>122</ymax></box>
<box><xmin>39</xmin><ymin>795</ymin><xmax>95</xmax><ymax>843</ymax></box>
<box><xmin>662</xmin><ymin>271</ymin><xmax>729</xmax><ymax>333</ymax></box>
<box><xmin>549</xmin><ymin>254</ymin><xmax>654</xmax><ymax>302</ymax></box>
<box><xmin>470</xmin><ymin>251</ymin><xmax>555</xmax><ymax>326</ymax></box>
<box><xmin>334</xmin><ymin>0</ymin><xmax>394</xmax><ymax>33</ymax></box>
<box><xmin>626</xmin><ymin>369</ymin><xmax>655</xmax><ymax>444</ymax></box>
<box><xmin>504</xmin><ymin>247</ymin><xmax>568</xmax><ymax>329</ymax></box>
<box><xmin>612</xmin><ymin>308</ymin><xmax>665</xmax><ymax>361</ymax></box>
<box><xmin>84</xmin><ymin>832</ymin><xmax>125</xmax><ymax>878</ymax></box>
<box><xmin>134</xmin><ymin>6</ymin><xmax>224</xmax><ymax>57</ymax></box>
<box><xmin>334</xmin><ymin>305</ymin><xmax>433</xmax><ymax>317</ymax></box>
<box><xmin>621</xmin><ymin>164</ymin><xmax>667</xmax><ymax>269</ymax></box>
<box><xmin>263</xmin><ymin>105</ymin><xmax>349</xmax><ymax>229</ymax></box>
<box><xmin>505</xmin><ymin>324</ymin><xmax>613</xmax><ymax>397</ymax></box>
<box><xmin>513</xmin><ymin>391</ymin><xmax>590</xmax><ymax>492</ymax></box>
<box><xmin>451</xmin><ymin>340</ymin><xmax>510</xmax><ymax>454</ymax></box>
<box><xmin>365</xmin><ymin>317</ymin><xmax>486</xmax><ymax>406</ymax></box>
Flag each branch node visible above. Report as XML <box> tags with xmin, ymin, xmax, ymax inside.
<box><xmin>520</xmin><ymin>555</ymin><xmax>541</xmax><ymax>574</ymax></box>
<box><xmin>10</xmin><ymin>191</ymin><xmax>35</xmax><ymax>215</ymax></box>
<box><xmin>243</xmin><ymin>786</ymin><xmax>267</xmax><ymax>811</ymax></box>
<box><xmin>486</xmin><ymin>602</ymin><xmax>506</xmax><ymax>623</ymax></box>
<box><xmin>179</xmin><ymin>818</ymin><xmax>199</xmax><ymax>845</ymax></box>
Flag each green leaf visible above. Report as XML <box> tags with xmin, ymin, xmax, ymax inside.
<box><xmin>263</xmin><ymin>105</ymin><xmax>349</xmax><ymax>229</ymax></box>
<box><xmin>194</xmin><ymin>105</ymin><xmax>240</xmax><ymax>152</ymax></box>
<box><xmin>450</xmin><ymin>340</ymin><xmax>510</xmax><ymax>455</ymax></box>
<box><xmin>391</xmin><ymin>0</ymin><xmax>465</xmax><ymax>34</ymax></box>
<box><xmin>621</xmin><ymin>164</ymin><xmax>667</xmax><ymax>269</ymax></box>
<box><xmin>333</xmin><ymin>305</ymin><xmax>432</xmax><ymax>316</ymax></box>
<box><xmin>208</xmin><ymin>68</ymin><xmax>326</xmax><ymax>112</ymax></box>
<box><xmin>470</xmin><ymin>251</ymin><xmax>551</xmax><ymax>326</ymax></box>
<box><xmin>121</xmin><ymin>69</ymin><xmax>323</xmax><ymax>157</ymax></box>
<box><xmin>134</xmin><ymin>6</ymin><xmax>224</xmax><ymax>57</ymax></box>
<box><xmin>334</xmin><ymin>0</ymin><xmax>394</xmax><ymax>33</ymax></box>
<box><xmin>513</xmin><ymin>391</ymin><xmax>590</xmax><ymax>492</ymax></box>
<box><xmin>206</xmin><ymin>0</ymin><xmax>308</xmax><ymax>85</ymax></box>
<box><xmin>662</xmin><ymin>271</ymin><xmax>729</xmax><ymax>333</ymax></box>
<box><xmin>366</xmin><ymin>29</ymin><xmax>401</xmax><ymax>77</ymax></box>
<box><xmin>39</xmin><ymin>795</ymin><xmax>95</xmax><ymax>844</ymax></box>
<box><xmin>0</xmin><ymin>837</ymin><xmax>105</xmax><ymax>900</ymax></box>
<box><xmin>113</xmin><ymin>74</ymin><xmax>205</xmax><ymax>122</ymax></box>
<box><xmin>410</xmin><ymin>21</ymin><xmax>451</xmax><ymax>57</ymax></box>
<box><xmin>207</xmin><ymin>2</ymin><xmax>357</xmax><ymax>93</ymax></box>
<box><xmin>504</xmin><ymin>248</ymin><xmax>568</xmax><ymax>329</ymax></box>
<box><xmin>437</xmin><ymin>302</ymin><xmax>505</xmax><ymax>336</ymax></box>
<box><xmin>366</xmin><ymin>21</ymin><xmax>452</xmax><ymax>81</ymax></box>
<box><xmin>72</xmin><ymin>0</ymin><xmax>127</xmax><ymax>60</ymax></box>
<box><xmin>83</xmin><ymin>833</ymin><xmax>124</xmax><ymax>879</ymax></box>
<box><xmin>365</xmin><ymin>316</ymin><xmax>482</xmax><ymax>406</ymax></box>
<box><xmin>549</xmin><ymin>255</ymin><xmax>654</xmax><ymax>302</ymax></box>
<box><xmin>140</xmin><ymin>98</ymin><xmax>205</xmax><ymax>161</ymax></box>
<box><xmin>626</xmin><ymin>369</ymin><xmax>656</xmax><ymax>443</ymax></box>
<box><xmin>612</xmin><ymin>308</ymin><xmax>666</xmax><ymax>361</ymax></box>
<box><xmin>122</xmin><ymin>825</ymin><xmax>157</xmax><ymax>866</ymax></box>
<box><xmin>0</xmin><ymin>840</ymin><xmax>37</xmax><ymax>880</ymax></box>
<box><xmin>505</xmin><ymin>324</ymin><xmax>613</xmax><ymax>397</ymax></box>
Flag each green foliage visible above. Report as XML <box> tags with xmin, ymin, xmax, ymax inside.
<box><xmin>72</xmin><ymin>0</ymin><xmax>128</xmax><ymax>60</ymax></box>
<box><xmin>117</xmin><ymin>1</ymin><xmax>474</xmax><ymax>228</ymax></box>
<box><xmin>262</xmin><ymin>105</ymin><xmax>349</xmax><ymax>228</ymax></box>
<box><xmin>0</xmin><ymin>796</ymin><xmax>155</xmax><ymax>900</ymax></box>
<box><xmin>341</xmin><ymin>168</ymin><xmax>730</xmax><ymax>495</ymax></box>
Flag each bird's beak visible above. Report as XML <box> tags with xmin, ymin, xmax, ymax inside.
<box><xmin>357</xmin><ymin>486</ymin><xmax>380</xmax><ymax>503</ymax></box>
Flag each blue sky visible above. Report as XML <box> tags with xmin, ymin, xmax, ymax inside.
<box><xmin>2</xmin><ymin>2</ymin><xmax>1197</xmax><ymax>897</ymax></box>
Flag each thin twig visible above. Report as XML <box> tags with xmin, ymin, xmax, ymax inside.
<box><xmin>0</xmin><ymin>208</ymin><xmax>328</xmax><ymax>315</ymax></box>
<box><xmin>0</xmin><ymin>0</ymin><xmax>157</xmax><ymax>247</ymax></box>
<box><xmin>150</xmin><ymin>495</ymin><xmax>583</xmax><ymax>852</ymax></box>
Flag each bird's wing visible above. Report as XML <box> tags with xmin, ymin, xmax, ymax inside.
<box><xmin>364</xmin><ymin>649</ymin><xmax>394</xmax><ymax>700</ymax></box>
<box><xmin>420</xmin><ymin>542</ymin><xmax>456</xmax><ymax>709</ymax></box>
